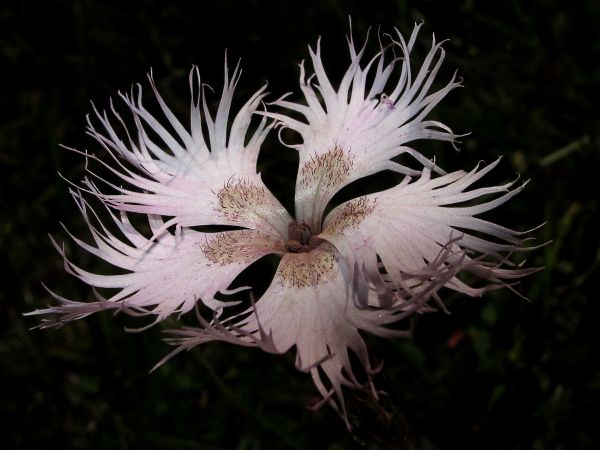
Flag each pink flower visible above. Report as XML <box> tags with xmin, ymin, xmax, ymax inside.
<box><xmin>28</xmin><ymin>24</ymin><xmax>538</xmax><ymax>425</ymax></box>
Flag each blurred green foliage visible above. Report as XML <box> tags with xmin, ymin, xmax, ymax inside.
<box><xmin>1</xmin><ymin>0</ymin><xmax>599</xmax><ymax>449</ymax></box>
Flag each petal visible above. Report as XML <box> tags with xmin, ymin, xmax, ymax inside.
<box><xmin>84</xmin><ymin>63</ymin><xmax>292</xmax><ymax>238</ymax></box>
<box><xmin>266</xmin><ymin>24</ymin><xmax>460</xmax><ymax>231</ymax></box>
<box><xmin>160</xmin><ymin>242</ymin><xmax>435</xmax><ymax>422</ymax></box>
<box><xmin>320</xmin><ymin>158</ymin><xmax>539</xmax><ymax>306</ymax></box>
<box><xmin>27</xmin><ymin>192</ymin><xmax>285</xmax><ymax>328</ymax></box>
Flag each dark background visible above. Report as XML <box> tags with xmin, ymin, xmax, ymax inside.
<box><xmin>2</xmin><ymin>0</ymin><xmax>599</xmax><ymax>449</ymax></box>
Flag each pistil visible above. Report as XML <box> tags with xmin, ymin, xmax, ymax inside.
<box><xmin>285</xmin><ymin>222</ymin><xmax>323</xmax><ymax>253</ymax></box>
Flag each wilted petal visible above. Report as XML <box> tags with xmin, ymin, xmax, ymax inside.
<box><xmin>321</xmin><ymin>158</ymin><xmax>539</xmax><ymax>306</ymax></box>
<box><xmin>27</xmin><ymin>193</ymin><xmax>285</xmax><ymax>328</ymax></box>
<box><xmin>267</xmin><ymin>23</ymin><xmax>460</xmax><ymax>231</ymax></box>
<box><xmin>84</xmin><ymin>62</ymin><xmax>291</xmax><ymax>238</ymax></box>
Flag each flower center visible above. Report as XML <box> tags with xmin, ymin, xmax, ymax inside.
<box><xmin>285</xmin><ymin>222</ymin><xmax>323</xmax><ymax>253</ymax></box>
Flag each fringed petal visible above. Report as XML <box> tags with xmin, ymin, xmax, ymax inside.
<box><xmin>83</xmin><ymin>62</ymin><xmax>291</xmax><ymax>238</ymax></box>
<box><xmin>159</xmin><ymin>241</ymin><xmax>444</xmax><ymax>427</ymax></box>
<box><xmin>27</xmin><ymin>192</ymin><xmax>285</xmax><ymax>328</ymax></box>
<box><xmin>266</xmin><ymin>23</ymin><xmax>460</xmax><ymax>231</ymax></box>
<box><xmin>320</xmin><ymin>158</ymin><xmax>540</xmax><ymax>306</ymax></box>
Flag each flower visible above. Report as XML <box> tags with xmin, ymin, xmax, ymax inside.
<box><xmin>28</xmin><ymin>24</ymin><xmax>538</xmax><ymax>425</ymax></box>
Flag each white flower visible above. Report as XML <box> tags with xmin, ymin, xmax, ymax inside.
<box><xmin>28</xmin><ymin>24</ymin><xmax>538</xmax><ymax>425</ymax></box>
